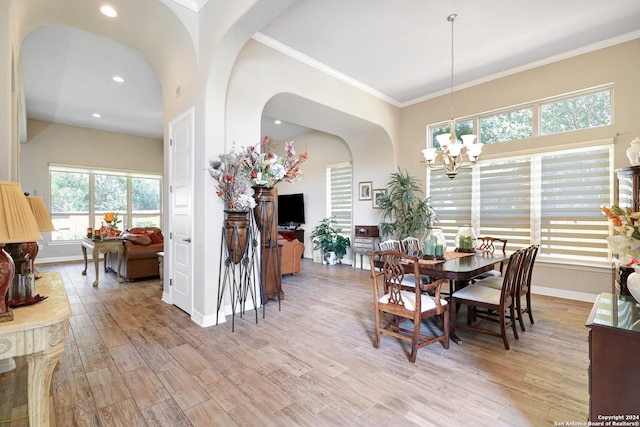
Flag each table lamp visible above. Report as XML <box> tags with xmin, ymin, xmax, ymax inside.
<box><xmin>20</xmin><ymin>196</ymin><xmax>56</xmax><ymax>262</ymax></box>
<box><xmin>0</xmin><ymin>182</ymin><xmax>42</xmax><ymax>322</ymax></box>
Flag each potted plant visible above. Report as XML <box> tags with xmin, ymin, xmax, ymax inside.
<box><xmin>310</xmin><ymin>216</ymin><xmax>351</xmax><ymax>265</ymax></box>
<box><xmin>378</xmin><ymin>168</ymin><xmax>435</xmax><ymax>240</ymax></box>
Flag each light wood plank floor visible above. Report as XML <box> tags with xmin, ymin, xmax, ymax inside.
<box><xmin>0</xmin><ymin>259</ymin><xmax>592</xmax><ymax>426</ymax></box>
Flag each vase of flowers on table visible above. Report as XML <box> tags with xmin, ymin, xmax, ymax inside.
<box><xmin>602</xmin><ymin>205</ymin><xmax>640</xmax><ymax>302</ymax></box>
<box><xmin>210</xmin><ymin>147</ymin><xmax>257</xmax><ymax>264</ymax></box>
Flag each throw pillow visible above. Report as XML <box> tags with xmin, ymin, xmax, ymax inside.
<box><xmin>122</xmin><ymin>233</ymin><xmax>152</xmax><ymax>246</ymax></box>
<box><xmin>147</xmin><ymin>232</ymin><xmax>163</xmax><ymax>244</ymax></box>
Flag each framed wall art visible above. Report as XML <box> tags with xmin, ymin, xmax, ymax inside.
<box><xmin>372</xmin><ymin>188</ymin><xmax>386</xmax><ymax>209</ymax></box>
<box><xmin>359</xmin><ymin>181</ymin><xmax>372</xmax><ymax>200</ymax></box>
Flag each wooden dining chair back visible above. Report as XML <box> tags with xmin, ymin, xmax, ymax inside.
<box><xmin>378</xmin><ymin>239</ymin><xmax>403</xmax><ymax>252</ymax></box>
<box><xmin>401</xmin><ymin>237</ymin><xmax>422</xmax><ymax>257</ymax></box>
<box><xmin>450</xmin><ymin>248</ymin><xmax>525</xmax><ymax>350</ymax></box>
<box><xmin>516</xmin><ymin>244</ymin><xmax>539</xmax><ymax>331</ymax></box>
<box><xmin>367</xmin><ymin>250</ymin><xmax>449</xmax><ymax>363</ymax></box>
<box><xmin>475</xmin><ymin>236</ymin><xmax>508</xmax><ymax>279</ymax></box>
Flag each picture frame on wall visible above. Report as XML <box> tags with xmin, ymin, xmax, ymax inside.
<box><xmin>372</xmin><ymin>189</ymin><xmax>385</xmax><ymax>209</ymax></box>
<box><xmin>359</xmin><ymin>181</ymin><xmax>372</xmax><ymax>200</ymax></box>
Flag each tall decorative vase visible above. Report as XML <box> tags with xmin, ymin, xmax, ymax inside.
<box><xmin>252</xmin><ymin>186</ymin><xmax>277</xmax><ymax>245</ymax></box>
<box><xmin>627</xmin><ymin>264</ymin><xmax>640</xmax><ymax>303</ymax></box>
<box><xmin>251</xmin><ymin>186</ymin><xmax>282</xmax><ymax>302</ymax></box>
<box><xmin>224</xmin><ymin>210</ymin><xmax>250</xmax><ymax>264</ymax></box>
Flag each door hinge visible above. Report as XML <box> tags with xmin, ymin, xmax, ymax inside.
<box><xmin>169</xmin><ymin>278</ymin><xmax>172</xmax><ymax>287</ymax></box>
<box><xmin>170</xmin><ymin>138</ymin><xmax>173</xmax><ymax>146</ymax></box>
<box><xmin>170</xmin><ymin>185</ymin><xmax>173</xmax><ymax>193</ymax></box>
<box><xmin>170</xmin><ymin>232</ymin><xmax>173</xmax><ymax>239</ymax></box>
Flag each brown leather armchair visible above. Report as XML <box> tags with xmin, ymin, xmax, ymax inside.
<box><xmin>277</xmin><ymin>232</ymin><xmax>304</xmax><ymax>276</ymax></box>
<box><xmin>107</xmin><ymin>227</ymin><xmax>164</xmax><ymax>281</ymax></box>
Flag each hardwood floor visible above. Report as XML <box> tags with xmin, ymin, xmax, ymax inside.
<box><xmin>0</xmin><ymin>259</ymin><xmax>592</xmax><ymax>426</ymax></box>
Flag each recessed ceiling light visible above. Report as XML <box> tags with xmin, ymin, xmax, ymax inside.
<box><xmin>274</xmin><ymin>120</ymin><xmax>282</xmax><ymax>125</ymax></box>
<box><xmin>99</xmin><ymin>5</ymin><xmax>118</xmax><ymax>18</ymax></box>
<box><xmin>112</xmin><ymin>76</ymin><xmax>124</xmax><ymax>83</ymax></box>
<box><xmin>92</xmin><ymin>113</ymin><xmax>101</xmax><ymax>118</ymax></box>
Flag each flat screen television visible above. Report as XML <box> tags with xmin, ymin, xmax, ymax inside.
<box><xmin>278</xmin><ymin>193</ymin><xmax>305</xmax><ymax>228</ymax></box>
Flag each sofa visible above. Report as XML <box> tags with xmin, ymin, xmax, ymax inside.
<box><xmin>106</xmin><ymin>227</ymin><xmax>164</xmax><ymax>281</ymax></box>
<box><xmin>277</xmin><ymin>231</ymin><xmax>304</xmax><ymax>276</ymax></box>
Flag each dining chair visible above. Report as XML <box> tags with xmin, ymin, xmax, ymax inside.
<box><xmin>450</xmin><ymin>248</ymin><xmax>525</xmax><ymax>350</ymax></box>
<box><xmin>401</xmin><ymin>236</ymin><xmax>422</xmax><ymax>256</ymax></box>
<box><xmin>474</xmin><ymin>245</ymin><xmax>539</xmax><ymax>331</ymax></box>
<box><xmin>367</xmin><ymin>250</ymin><xmax>449</xmax><ymax>363</ymax></box>
<box><xmin>474</xmin><ymin>236</ymin><xmax>508</xmax><ymax>280</ymax></box>
<box><xmin>378</xmin><ymin>239</ymin><xmax>403</xmax><ymax>252</ymax></box>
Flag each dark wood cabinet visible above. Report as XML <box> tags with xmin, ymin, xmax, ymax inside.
<box><xmin>612</xmin><ymin>166</ymin><xmax>640</xmax><ymax>295</ymax></box>
<box><xmin>585</xmin><ymin>293</ymin><xmax>640</xmax><ymax>420</ymax></box>
<box><xmin>616</xmin><ymin>165</ymin><xmax>640</xmax><ymax>211</ymax></box>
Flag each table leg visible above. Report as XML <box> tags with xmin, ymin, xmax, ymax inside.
<box><xmin>116</xmin><ymin>248</ymin><xmax>123</xmax><ymax>283</ymax></box>
<box><xmin>81</xmin><ymin>245</ymin><xmax>88</xmax><ymax>275</ymax></box>
<box><xmin>25</xmin><ymin>343</ymin><xmax>66</xmax><ymax>427</ymax></box>
<box><xmin>92</xmin><ymin>247</ymin><xmax>100</xmax><ymax>287</ymax></box>
<box><xmin>450</xmin><ymin>295</ymin><xmax>463</xmax><ymax>345</ymax></box>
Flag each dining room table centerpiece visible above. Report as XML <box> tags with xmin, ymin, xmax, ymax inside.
<box><xmin>602</xmin><ymin>204</ymin><xmax>640</xmax><ymax>301</ymax></box>
<box><xmin>210</xmin><ymin>147</ymin><xmax>257</xmax><ymax>263</ymax></box>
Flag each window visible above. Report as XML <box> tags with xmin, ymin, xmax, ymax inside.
<box><xmin>480</xmin><ymin>107</ymin><xmax>533</xmax><ymax>143</ymax></box>
<box><xmin>541</xmin><ymin>89</ymin><xmax>611</xmax><ymax>135</ymax></box>
<box><xmin>428</xmin><ymin>144</ymin><xmax>612</xmax><ymax>264</ymax></box>
<box><xmin>428</xmin><ymin>86</ymin><xmax>612</xmax><ymax>146</ymax></box>
<box><xmin>50</xmin><ymin>165</ymin><xmax>162</xmax><ymax>241</ymax></box>
<box><xmin>326</xmin><ymin>162</ymin><xmax>352</xmax><ymax>238</ymax></box>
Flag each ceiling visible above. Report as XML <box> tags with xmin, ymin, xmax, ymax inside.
<box><xmin>21</xmin><ymin>0</ymin><xmax>640</xmax><ymax>141</ymax></box>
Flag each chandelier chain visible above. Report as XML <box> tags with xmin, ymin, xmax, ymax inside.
<box><xmin>449</xmin><ymin>13</ymin><xmax>456</xmax><ymax>124</ymax></box>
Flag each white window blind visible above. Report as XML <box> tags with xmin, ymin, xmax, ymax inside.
<box><xmin>539</xmin><ymin>147</ymin><xmax>611</xmax><ymax>262</ymax></box>
<box><xmin>326</xmin><ymin>162</ymin><xmax>352</xmax><ymax>235</ymax></box>
<box><xmin>428</xmin><ymin>144</ymin><xmax>612</xmax><ymax>264</ymax></box>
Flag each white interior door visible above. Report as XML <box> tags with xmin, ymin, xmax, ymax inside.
<box><xmin>169</xmin><ymin>109</ymin><xmax>194</xmax><ymax>314</ymax></box>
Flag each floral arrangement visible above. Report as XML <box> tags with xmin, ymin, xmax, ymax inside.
<box><xmin>209</xmin><ymin>148</ymin><xmax>257</xmax><ymax>211</ymax></box>
<box><xmin>103</xmin><ymin>212</ymin><xmax>121</xmax><ymax>228</ymax></box>
<box><xmin>601</xmin><ymin>205</ymin><xmax>640</xmax><ymax>264</ymax></box>
<box><xmin>245</xmin><ymin>136</ymin><xmax>308</xmax><ymax>188</ymax></box>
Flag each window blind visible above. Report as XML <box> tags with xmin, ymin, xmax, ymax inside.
<box><xmin>327</xmin><ymin>162</ymin><xmax>352</xmax><ymax>236</ymax></box>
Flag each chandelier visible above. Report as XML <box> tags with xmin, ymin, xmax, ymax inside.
<box><xmin>422</xmin><ymin>13</ymin><xmax>482</xmax><ymax>179</ymax></box>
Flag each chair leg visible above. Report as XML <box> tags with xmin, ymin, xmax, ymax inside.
<box><xmin>510</xmin><ymin>303</ymin><xmax>519</xmax><ymax>340</ymax></box>
<box><xmin>409</xmin><ymin>317</ymin><xmax>421</xmax><ymax>363</ymax></box>
<box><xmin>526</xmin><ymin>291</ymin><xmax>534</xmax><ymax>324</ymax></box>
<box><xmin>499</xmin><ymin>309</ymin><xmax>510</xmax><ymax>350</ymax></box>
<box><xmin>373</xmin><ymin>310</ymin><xmax>381</xmax><ymax>349</ymax></box>
<box><xmin>517</xmin><ymin>295</ymin><xmax>526</xmax><ymax>332</ymax></box>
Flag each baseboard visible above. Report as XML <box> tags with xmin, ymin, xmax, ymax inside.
<box><xmin>532</xmin><ymin>285</ymin><xmax>597</xmax><ymax>303</ymax></box>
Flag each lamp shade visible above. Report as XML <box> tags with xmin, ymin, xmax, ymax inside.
<box><xmin>0</xmin><ymin>182</ymin><xmax>42</xmax><ymax>244</ymax></box>
<box><xmin>27</xmin><ymin>196</ymin><xmax>55</xmax><ymax>232</ymax></box>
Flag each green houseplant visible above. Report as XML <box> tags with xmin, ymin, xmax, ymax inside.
<box><xmin>310</xmin><ymin>216</ymin><xmax>351</xmax><ymax>265</ymax></box>
<box><xmin>378</xmin><ymin>168</ymin><xmax>435</xmax><ymax>240</ymax></box>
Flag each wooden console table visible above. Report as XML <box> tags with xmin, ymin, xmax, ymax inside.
<box><xmin>0</xmin><ymin>272</ymin><xmax>71</xmax><ymax>426</ymax></box>
<box><xmin>81</xmin><ymin>237</ymin><xmax>124</xmax><ymax>286</ymax></box>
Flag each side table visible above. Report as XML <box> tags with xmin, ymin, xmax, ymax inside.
<box><xmin>0</xmin><ymin>272</ymin><xmax>71</xmax><ymax>426</ymax></box>
<box><xmin>352</xmin><ymin>236</ymin><xmax>380</xmax><ymax>269</ymax></box>
<box><xmin>81</xmin><ymin>237</ymin><xmax>124</xmax><ymax>286</ymax></box>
